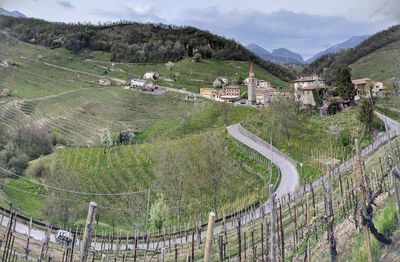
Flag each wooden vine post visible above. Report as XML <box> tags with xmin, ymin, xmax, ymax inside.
<box><xmin>269</xmin><ymin>184</ymin><xmax>276</xmax><ymax>262</ymax></box>
<box><xmin>355</xmin><ymin>139</ymin><xmax>373</xmax><ymax>262</ymax></box>
<box><xmin>384</xmin><ymin>120</ymin><xmax>400</xmax><ymax>221</ymax></box>
<box><xmin>325</xmin><ymin>162</ymin><xmax>338</xmax><ymax>262</ymax></box>
<box><xmin>81</xmin><ymin>202</ymin><xmax>97</xmax><ymax>262</ymax></box>
<box><xmin>203</xmin><ymin>212</ymin><xmax>216</xmax><ymax>262</ymax></box>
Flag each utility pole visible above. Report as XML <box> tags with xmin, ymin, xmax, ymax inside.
<box><xmin>355</xmin><ymin>139</ymin><xmax>373</xmax><ymax>262</ymax></box>
<box><xmin>384</xmin><ymin>120</ymin><xmax>400</xmax><ymax>222</ymax></box>
<box><xmin>269</xmin><ymin>184</ymin><xmax>276</xmax><ymax>262</ymax></box>
<box><xmin>204</xmin><ymin>212</ymin><xmax>216</xmax><ymax>262</ymax></box>
<box><xmin>81</xmin><ymin>202</ymin><xmax>97</xmax><ymax>262</ymax></box>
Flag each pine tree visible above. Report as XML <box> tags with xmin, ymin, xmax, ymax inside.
<box><xmin>357</xmin><ymin>99</ymin><xmax>375</xmax><ymax>131</ymax></box>
<box><xmin>336</xmin><ymin>67</ymin><xmax>356</xmax><ymax>102</ymax></box>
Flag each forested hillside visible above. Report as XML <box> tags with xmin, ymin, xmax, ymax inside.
<box><xmin>305</xmin><ymin>24</ymin><xmax>400</xmax><ymax>84</ymax></box>
<box><xmin>0</xmin><ymin>16</ymin><xmax>295</xmax><ymax>81</ymax></box>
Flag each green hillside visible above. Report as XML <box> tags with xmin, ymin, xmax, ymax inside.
<box><xmin>350</xmin><ymin>40</ymin><xmax>400</xmax><ymax>81</ymax></box>
<box><xmin>0</xmin><ymin>15</ymin><xmax>295</xmax><ymax>82</ymax></box>
<box><xmin>306</xmin><ymin>24</ymin><xmax>400</xmax><ymax>84</ymax></box>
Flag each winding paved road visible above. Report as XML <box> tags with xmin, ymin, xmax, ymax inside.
<box><xmin>0</xmin><ymin>112</ymin><xmax>399</xmax><ymax>252</ymax></box>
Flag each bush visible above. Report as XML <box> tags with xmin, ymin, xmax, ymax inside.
<box><xmin>16</xmin><ymin>126</ymin><xmax>53</xmax><ymax>159</ymax></box>
<box><xmin>327</xmin><ymin>99</ymin><xmax>340</xmax><ymax>115</ymax></box>
<box><xmin>339</xmin><ymin>129</ymin><xmax>352</xmax><ymax>147</ymax></box>
<box><xmin>372</xmin><ymin>117</ymin><xmax>385</xmax><ymax>132</ymax></box>
<box><xmin>193</xmin><ymin>52</ymin><xmax>202</xmax><ymax>63</ymax></box>
<box><xmin>7</xmin><ymin>153</ymin><xmax>29</xmax><ymax>175</ymax></box>
<box><xmin>30</xmin><ymin>159</ymin><xmax>49</xmax><ymax>178</ymax></box>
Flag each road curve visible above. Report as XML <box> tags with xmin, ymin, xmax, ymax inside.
<box><xmin>227</xmin><ymin>123</ymin><xmax>299</xmax><ymax>200</ymax></box>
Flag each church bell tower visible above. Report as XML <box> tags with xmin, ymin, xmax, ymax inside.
<box><xmin>247</xmin><ymin>63</ymin><xmax>257</xmax><ymax>104</ymax></box>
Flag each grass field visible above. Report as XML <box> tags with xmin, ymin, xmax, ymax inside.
<box><xmin>350</xmin><ymin>40</ymin><xmax>400</xmax><ymax>81</ymax></box>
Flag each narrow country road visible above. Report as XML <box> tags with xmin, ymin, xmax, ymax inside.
<box><xmin>0</xmin><ymin>111</ymin><xmax>399</xmax><ymax>251</ymax></box>
<box><xmin>226</xmin><ymin>123</ymin><xmax>299</xmax><ymax>200</ymax></box>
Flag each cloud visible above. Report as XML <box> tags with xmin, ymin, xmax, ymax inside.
<box><xmin>56</xmin><ymin>0</ymin><xmax>74</xmax><ymax>9</ymax></box>
<box><xmin>171</xmin><ymin>8</ymin><xmax>393</xmax><ymax>58</ymax></box>
<box><xmin>375</xmin><ymin>0</ymin><xmax>400</xmax><ymax>22</ymax></box>
<box><xmin>92</xmin><ymin>5</ymin><xmax>164</xmax><ymax>23</ymax></box>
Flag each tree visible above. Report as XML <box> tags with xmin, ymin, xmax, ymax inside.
<box><xmin>220</xmin><ymin>103</ymin><xmax>232</xmax><ymax>126</ymax></box>
<box><xmin>0</xmin><ymin>123</ymin><xmax>9</xmax><ymax>150</ymax></box>
<box><xmin>237</xmin><ymin>75</ymin><xmax>244</xmax><ymax>85</ymax></box>
<box><xmin>272</xmin><ymin>98</ymin><xmax>299</xmax><ymax>147</ymax></box>
<box><xmin>193</xmin><ymin>52</ymin><xmax>202</xmax><ymax>63</ymax></box>
<box><xmin>202</xmin><ymin>132</ymin><xmax>235</xmax><ymax>217</ymax></box>
<box><xmin>149</xmin><ymin>195</ymin><xmax>168</xmax><ymax>233</ymax></box>
<box><xmin>327</xmin><ymin>99</ymin><xmax>340</xmax><ymax>115</ymax></box>
<box><xmin>357</xmin><ymin>99</ymin><xmax>375</xmax><ymax>131</ymax></box>
<box><xmin>336</xmin><ymin>67</ymin><xmax>356</xmax><ymax>102</ymax></box>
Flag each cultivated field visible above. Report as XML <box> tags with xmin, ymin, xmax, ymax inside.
<box><xmin>350</xmin><ymin>40</ymin><xmax>400</xmax><ymax>81</ymax></box>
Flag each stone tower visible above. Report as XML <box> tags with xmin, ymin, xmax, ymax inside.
<box><xmin>247</xmin><ymin>63</ymin><xmax>257</xmax><ymax>104</ymax></box>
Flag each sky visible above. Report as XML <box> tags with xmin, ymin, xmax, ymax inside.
<box><xmin>1</xmin><ymin>0</ymin><xmax>399</xmax><ymax>59</ymax></box>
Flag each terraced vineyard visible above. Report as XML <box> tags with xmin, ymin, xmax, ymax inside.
<box><xmin>0</xmin><ymin>87</ymin><xmax>216</xmax><ymax>145</ymax></box>
<box><xmin>2</xmin><ymin>132</ymin><xmax>275</xmax><ymax>232</ymax></box>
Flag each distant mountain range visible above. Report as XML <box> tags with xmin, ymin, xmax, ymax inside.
<box><xmin>305</xmin><ymin>35</ymin><xmax>370</xmax><ymax>63</ymax></box>
<box><xmin>247</xmin><ymin>35</ymin><xmax>370</xmax><ymax>65</ymax></box>
<box><xmin>0</xmin><ymin>8</ymin><xmax>26</xmax><ymax>18</ymax></box>
<box><xmin>246</xmin><ymin>44</ymin><xmax>305</xmax><ymax>64</ymax></box>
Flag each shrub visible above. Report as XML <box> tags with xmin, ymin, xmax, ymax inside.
<box><xmin>30</xmin><ymin>159</ymin><xmax>48</xmax><ymax>178</ymax></box>
<box><xmin>7</xmin><ymin>153</ymin><xmax>29</xmax><ymax>175</ymax></box>
<box><xmin>193</xmin><ymin>52</ymin><xmax>202</xmax><ymax>63</ymax></box>
<box><xmin>339</xmin><ymin>129</ymin><xmax>352</xmax><ymax>146</ymax></box>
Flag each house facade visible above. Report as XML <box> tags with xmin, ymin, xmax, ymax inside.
<box><xmin>200</xmin><ymin>88</ymin><xmax>219</xmax><ymax>98</ymax></box>
<box><xmin>143</xmin><ymin>72</ymin><xmax>160</xmax><ymax>80</ymax></box>
<box><xmin>98</xmin><ymin>78</ymin><xmax>112</xmax><ymax>86</ymax></box>
<box><xmin>294</xmin><ymin>75</ymin><xmax>326</xmax><ymax>107</ymax></box>
<box><xmin>352</xmin><ymin>78</ymin><xmax>372</xmax><ymax>99</ymax></box>
<box><xmin>200</xmin><ymin>86</ymin><xmax>240</xmax><ymax>101</ymax></box>
<box><xmin>130</xmin><ymin>79</ymin><xmax>148</xmax><ymax>88</ymax></box>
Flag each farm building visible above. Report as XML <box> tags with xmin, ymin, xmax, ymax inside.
<box><xmin>0</xmin><ymin>60</ymin><xmax>10</xmax><ymax>68</ymax></box>
<box><xmin>98</xmin><ymin>78</ymin><xmax>112</xmax><ymax>86</ymax></box>
<box><xmin>143</xmin><ymin>72</ymin><xmax>160</xmax><ymax>80</ymax></box>
<box><xmin>130</xmin><ymin>79</ymin><xmax>148</xmax><ymax>88</ymax></box>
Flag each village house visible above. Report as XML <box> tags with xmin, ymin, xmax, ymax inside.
<box><xmin>98</xmin><ymin>78</ymin><xmax>112</xmax><ymax>86</ymax></box>
<box><xmin>258</xmin><ymin>80</ymin><xmax>271</xmax><ymax>88</ymax></box>
<box><xmin>130</xmin><ymin>79</ymin><xmax>148</xmax><ymax>88</ymax></box>
<box><xmin>0</xmin><ymin>60</ymin><xmax>10</xmax><ymax>68</ymax></box>
<box><xmin>215</xmin><ymin>76</ymin><xmax>229</xmax><ymax>85</ymax></box>
<box><xmin>255</xmin><ymin>87</ymin><xmax>278</xmax><ymax>105</ymax></box>
<box><xmin>200</xmin><ymin>86</ymin><xmax>241</xmax><ymax>101</ymax></box>
<box><xmin>352</xmin><ymin>78</ymin><xmax>372</xmax><ymax>100</ymax></box>
<box><xmin>372</xmin><ymin>81</ymin><xmax>384</xmax><ymax>97</ymax></box>
<box><xmin>293</xmin><ymin>75</ymin><xmax>326</xmax><ymax>107</ymax></box>
<box><xmin>143</xmin><ymin>72</ymin><xmax>160</xmax><ymax>80</ymax></box>
<box><xmin>219</xmin><ymin>86</ymin><xmax>241</xmax><ymax>102</ymax></box>
<box><xmin>200</xmin><ymin>88</ymin><xmax>219</xmax><ymax>98</ymax></box>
